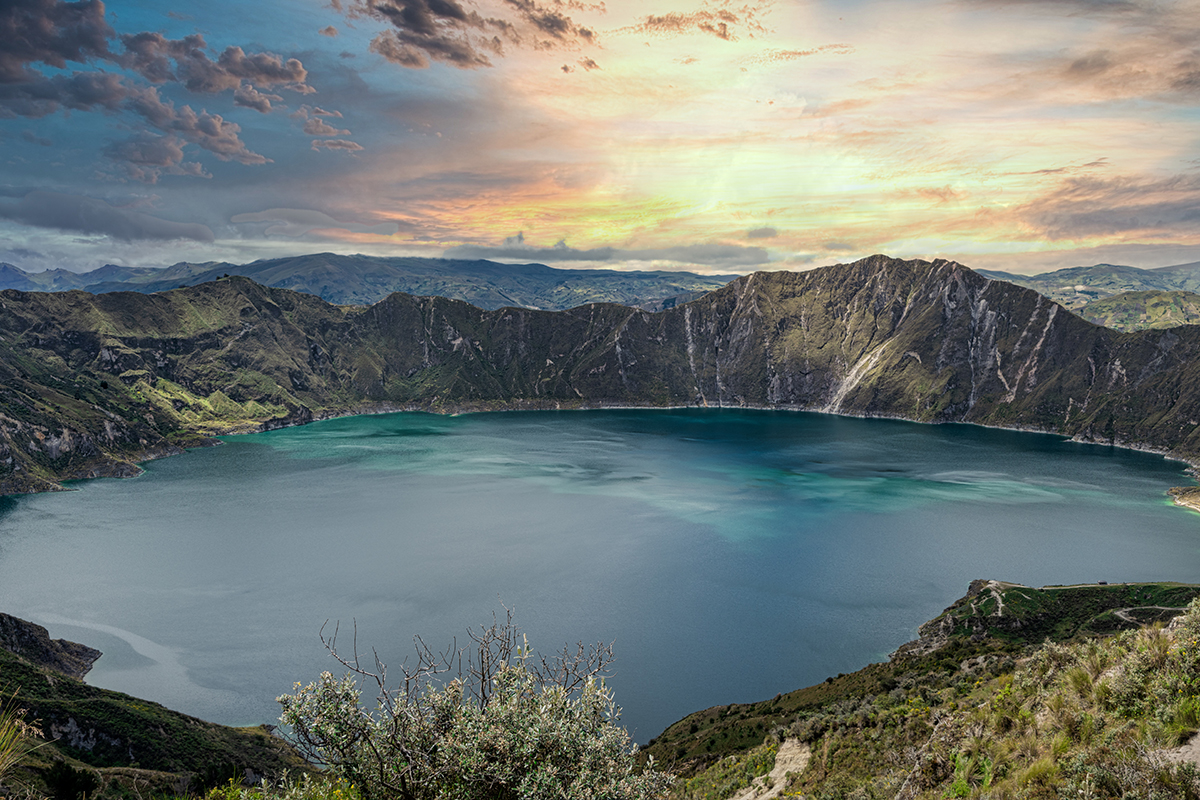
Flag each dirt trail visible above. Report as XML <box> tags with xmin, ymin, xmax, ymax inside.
<box><xmin>730</xmin><ymin>739</ymin><xmax>811</xmax><ymax>800</ymax></box>
<box><xmin>1112</xmin><ymin>605</ymin><xmax>1183</xmax><ymax>623</ymax></box>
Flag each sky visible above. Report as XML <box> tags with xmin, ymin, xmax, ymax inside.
<box><xmin>3</xmin><ymin>0</ymin><xmax>1200</xmax><ymax>276</ymax></box>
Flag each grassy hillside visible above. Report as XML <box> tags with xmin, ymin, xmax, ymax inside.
<box><xmin>1078</xmin><ymin>290</ymin><xmax>1200</xmax><ymax>331</ymax></box>
<box><xmin>646</xmin><ymin>580</ymin><xmax>1200</xmax><ymax>800</ymax></box>
<box><xmin>977</xmin><ymin>264</ymin><xmax>1174</xmax><ymax>311</ymax></box>
<box><xmin>979</xmin><ymin>261</ymin><xmax>1200</xmax><ymax>321</ymax></box>
<box><xmin>1</xmin><ymin>646</ymin><xmax>307</xmax><ymax>796</ymax></box>
<box><xmin>6</xmin><ymin>583</ymin><xmax>1200</xmax><ymax>800</ymax></box>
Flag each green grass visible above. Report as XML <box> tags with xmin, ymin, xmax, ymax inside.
<box><xmin>0</xmin><ymin>649</ymin><xmax>306</xmax><ymax>782</ymax></box>
<box><xmin>644</xmin><ymin>581</ymin><xmax>1200</xmax><ymax>784</ymax></box>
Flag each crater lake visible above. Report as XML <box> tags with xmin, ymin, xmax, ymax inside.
<box><xmin>1</xmin><ymin>408</ymin><xmax>1198</xmax><ymax>741</ymax></box>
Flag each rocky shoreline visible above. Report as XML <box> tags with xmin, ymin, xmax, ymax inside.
<box><xmin>0</xmin><ymin>612</ymin><xmax>101</xmax><ymax>680</ymax></box>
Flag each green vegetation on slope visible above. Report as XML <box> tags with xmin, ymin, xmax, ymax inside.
<box><xmin>648</xmin><ymin>581</ymin><xmax>1200</xmax><ymax>800</ymax></box>
<box><xmin>0</xmin><ymin>647</ymin><xmax>306</xmax><ymax>798</ymax></box>
<box><xmin>1078</xmin><ymin>290</ymin><xmax>1200</xmax><ymax>331</ymax></box>
<box><xmin>979</xmin><ymin>260</ymin><xmax>1200</xmax><ymax>321</ymax></box>
<box><xmin>7</xmin><ymin>582</ymin><xmax>1200</xmax><ymax>800</ymax></box>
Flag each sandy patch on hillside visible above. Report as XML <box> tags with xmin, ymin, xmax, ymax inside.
<box><xmin>1165</xmin><ymin>733</ymin><xmax>1200</xmax><ymax>769</ymax></box>
<box><xmin>730</xmin><ymin>739</ymin><xmax>811</xmax><ymax>800</ymax></box>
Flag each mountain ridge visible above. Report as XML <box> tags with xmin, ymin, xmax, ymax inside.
<box><xmin>0</xmin><ymin>253</ymin><xmax>737</xmax><ymax>311</ymax></box>
<box><xmin>4</xmin><ymin>255</ymin><xmax>1200</xmax><ymax>495</ymax></box>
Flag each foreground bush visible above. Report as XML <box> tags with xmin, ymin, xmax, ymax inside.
<box><xmin>278</xmin><ymin>613</ymin><xmax>672</xmax><ymax>800</ymax></box>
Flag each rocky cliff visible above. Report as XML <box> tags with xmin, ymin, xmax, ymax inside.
<box><xmin>0</xmin><ymin>613</ymin><xmax>305</xmax><ymax>780</ymax></box>
<box><xmin>4</xmin><ymin>255</ymin><xmax>1200</xmax><ymax>494</ymax></box>
<box><xmin>0</xmin><ymin>613</ymin><xmax>100</xmax><ymax>680</ymax></box>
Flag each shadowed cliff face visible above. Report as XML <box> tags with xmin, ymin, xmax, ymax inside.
<box><xmin>3</xmin><ymin>256</ymin><xmax>1200</xmax><ymax>494</ymax></box>
<box><xmin>0</xmin><ymin>613</ymin><xmax>100</xmax><ymax>680</ymax></box>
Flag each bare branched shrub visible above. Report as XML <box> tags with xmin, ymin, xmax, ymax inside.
<box><xmin>278</xmin><ymin>610</ymin><xmax>672</xmax><ymax>800</ymax></box>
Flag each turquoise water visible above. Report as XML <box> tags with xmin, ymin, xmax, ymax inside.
<box><xmin>1</xmin><ymin>409</ymin><xmax>1198</xmax><ymax>741</ymax></box>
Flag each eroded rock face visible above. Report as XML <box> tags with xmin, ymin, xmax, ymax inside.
<box><xmin>0</xmin><ymin>613</ymin><xmax>101</xmax><ymax>679</ymax></box>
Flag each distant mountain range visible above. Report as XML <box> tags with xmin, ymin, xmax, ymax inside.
<box><xmin>976</xmin><ymin>260</ymin><xmax>1200</xmax><ymax>330</ymax></box>
<box><xmin>11</xmin><ymin>255</ymin><xmax>1200</xmax><ymax>331</ymax></box>
<box><xmin>0</xmin><ymin>253</ymin><xmax>737</xmax><ymax>311</ymax></box>
<box><xmin>5</xmin><ymin>255</ymin><xmax>1200</xmax><ymax>495</ymax></box>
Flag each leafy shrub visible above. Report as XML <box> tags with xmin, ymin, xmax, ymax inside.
<box><xmin>278</xmin><ymin>612</ymin><xmax>672</xmax><ymax>800</ymax></box>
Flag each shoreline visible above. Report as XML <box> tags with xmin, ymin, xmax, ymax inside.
<box><xmin>206</xmin><ymin>399</ymin><xmax>1200</xmax><ymax>506</ymax></box>
<box><xmin>16</xmin><ymin>398</ymin><xmax>1200</xmax><ymax>502</ymax></box>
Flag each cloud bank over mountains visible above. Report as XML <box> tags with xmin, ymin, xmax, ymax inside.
<box><xmin>445</xmin><ymin>233</ymin><xmax>770</xmax><ymax>268</ymax></box>
<box><xmin>2</xmin><ymin>0</ymin><xmax>1200</xmax><ymax>274</ymax></box>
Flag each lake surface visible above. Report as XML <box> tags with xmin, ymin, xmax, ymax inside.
<box><xmin>2</xmin><ymin>409</ymin><xmax>1199</xmax><ymax>741</ymax></box>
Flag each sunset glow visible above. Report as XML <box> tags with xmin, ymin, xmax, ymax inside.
<box><xmin>4</xmin><ymin>0</ymin><xmax>1200</xmax><ymax>274</ymax></box>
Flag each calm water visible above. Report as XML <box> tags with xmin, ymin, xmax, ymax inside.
<box><xmin>1</xmin><ymin>409</ymin><xmax>1199</xmax><ymax>741</ymax></box>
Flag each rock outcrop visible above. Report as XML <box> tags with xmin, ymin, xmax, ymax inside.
<box><xmin>0</xmin><ymin>613</ymin><xmax>100</xmax><ymax>679</ymax></box>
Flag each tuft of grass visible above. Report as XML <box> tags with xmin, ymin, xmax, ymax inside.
<box><xmin>0</xmin><ymin>688</ymin><xmax>44</xmax><ymax>787</ymax></box>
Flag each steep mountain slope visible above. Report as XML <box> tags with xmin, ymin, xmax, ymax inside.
<box><xmin>4</xmin><ymin>255</ymin><xmax>1200</xmax><ymax>494</ymax></box>
<box><xmin>647</xmin><ymin>581</ymin><xmax>1200</xmax><ymax>799</ymax></box>
<box><xmin>2</xmin><ymin>642</ymin><xmax>304</xmax><ymax>784</ymax></box>
<box><xmin>0</xmin><ymin>254</ymin><xmax>736</xmax><ymax>310</ymax></box>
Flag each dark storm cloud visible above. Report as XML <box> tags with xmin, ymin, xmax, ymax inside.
<box><xmin>368</xmin><ymin>22</ymin><xmax>498</xmax><ymax>69</ymax></box>
<box><xmin>502</xmin><ymin>0</ymin><xmax>595</xmax><ymax>43</ymax></box>
<box><xmin>0</xmin><ymin>69</ymin><xmax>267</xmax><ymax>170</ymax></box>
<box><xmin>0</xmin><ymin>0</ymin><xmax>114</xmax><ymax>83</ymax></box>
<box><xmin>103</xmin><ymin>135</ymin><xmax>210</xmax><ymax>183</ymax></box>
<box><xmin>126</xmin><ymin>87</ymin><xmax>268</xmax><ymax>164</ymax></box>
<box><xmin>0</xmin><ymin>0</ymin><xmax>319</xmax><ymax>176</ymax></box>
<box><xmin>0</xmin><ymin>71</ymin><xmax>126</xmax><ymax>118</ymax></box>
<box><xmin>1013</xmin><ymin>175</ymin><xmax>1200</xmax><ymax>239</ymax></box>
<box><xmin>205</xmin><ymin>46</ymin><xmax>311</xmax><ymax>88</ymax></box>
<box><xmin>746</xmin><ymin>227</ymin><xmax>776</xmax><ymax>239</ymax></box>
<box><xmin>118</xmin><ymin>33</ymin><xmax>311</xmax><ymax>96</ymax></box>
<box><xmin>2</xmin><ymin>2</ymin><xmax>312</xmax><ymax>97</ymax></box>
<box><xmin>0</xmin><ymin>190</ymin><xmax>215</xmax><ymax>241</ymax></box>
<box><xmin>626</xmin><ymin>1</ymin><xmax>770</xmax><ymax>41</ymax></box>
<box><xmin>341</xmin><ymin>0</ymin><xmax>598</xmax><ymax>69</ymax></box>
<box><xmin>444</xmin><ymin>236</ymin><xmax>770</xmax><ymax>267</ymax></box>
